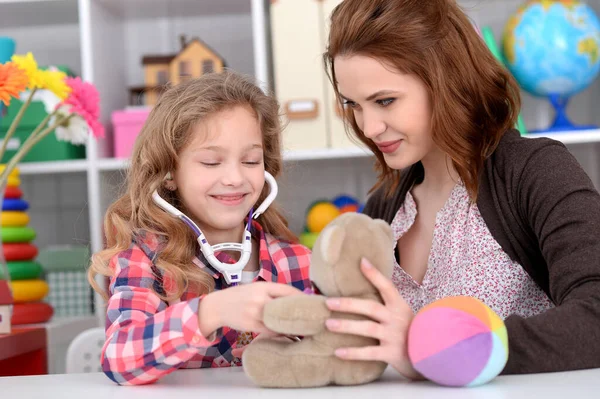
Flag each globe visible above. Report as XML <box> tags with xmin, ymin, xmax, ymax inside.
<box><xmin>502</xmin><ymin>0</ymin><xmax>600</xmax><ymax>132</ymax></box>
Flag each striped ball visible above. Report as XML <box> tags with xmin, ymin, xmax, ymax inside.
<box><xmin>407</xmin><ymin>296</ymin><xmax>508</xmax><ymax>387</ymax></box>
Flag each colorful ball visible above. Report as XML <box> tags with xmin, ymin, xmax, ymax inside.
<box><xmin>306</xmin><ymin>202</ymin><xmax>340</xmax><ymax>233</ymax></box>
<box><xmin>407</xmin><ymin>296</ymin><xmax>508</xmax><ymax>387</ymax></box>
<box><xmin>332</xmin><ymin>195</ymin><xmax>359</xmax><ymax>209</ymax></box>
<box><xmin>299</xmin><ymin>232</ymin><xmax>319</xmax><ymax>249</ymax></box>
<box><xmin>339</xmin><ymin>204</ymin><xmax>359</xmax><ymax>214</ymax></box>
<box><xmin>305</xmin><ymin>199</ymin><xmax>330</xmax><ymax>215</ymax></box>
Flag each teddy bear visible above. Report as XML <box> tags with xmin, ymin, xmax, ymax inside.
<box><xmin>242</xmin><ymin>212</ymin><xmax>395</xmax><ymax>388</ymax></box>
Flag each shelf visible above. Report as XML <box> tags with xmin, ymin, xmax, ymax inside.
<box><xmin>17</xmin><ymin>159</ymin><xmax>88</xmax><ymax>175</ymax></box>
<box><xmin>97</xmin><ymin>148</ymin><xmax>373</xmax><ymax>172</ymax></box>
<box><xmin>93</xmin><ymin>129</ymin><xmax>600</xmax><ymax>173</ymax></box>
<box><xmin>525</xmin><ymin>129</ymin><xmax>600</xmax><ymax>145</ymax></box>
<box><xmin>0</xmin><ymin>0</ymin><xmax>78</xmax><ymax>28</ymax></box>
<box><xmin>283</xmin><ymin>146</ymin><xmax>373</xmax><ymax>161</ymax></box>
<box><xmin>94</xmin><ymin>0</ymin><xmax>251</xmax><ymax>20</ymax></box>
<box><xmin>97</xmin><ymin>157</ymin><xmax>129</xmax><ymax>171</ymax></box>
<box><xmin>14</xmin><ymin>130</ymin><xmax>600</xmax><ymax>176</ymax></box>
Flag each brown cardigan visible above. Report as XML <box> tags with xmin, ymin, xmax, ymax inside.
<box><xmin>362</xmin><ymin>129</ymin><xmax>600</xmax><ymax>374</ymax></box>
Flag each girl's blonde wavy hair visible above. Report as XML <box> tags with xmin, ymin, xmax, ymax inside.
<box><xmin>89</xmin><ymin>71</ymin><xmax>296</xmax><ymax>302</ymax></box>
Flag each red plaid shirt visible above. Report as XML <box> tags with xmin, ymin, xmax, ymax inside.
<box><xmin>101</xmin><ymin>221</ymin><xmax>311</xmax><ymax>385</ymax></box>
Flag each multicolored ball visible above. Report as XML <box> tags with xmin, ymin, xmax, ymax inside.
<box><xmin>407</xmin><ymin>296</ymin><xmax>508</xmax><ymax>387</ymax></box>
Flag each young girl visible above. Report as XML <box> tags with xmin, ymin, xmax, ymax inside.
<box><xmin>320</xmin><ymin>0</ymin><xmax>600</xmax><ymax>380</ymax></box>
<box><xmin>89</xmin><ymin>71</ymin><xmax>311</xmax><ymax>386</ymax></box>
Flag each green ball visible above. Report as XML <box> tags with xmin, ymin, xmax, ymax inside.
<box><xmin>300</xmin><ymin>232</ymin><xmax>320</xmax><ymax>249</ymax></box>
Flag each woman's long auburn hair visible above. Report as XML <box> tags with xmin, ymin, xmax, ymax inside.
<box><xmin>89</xmin><ymin>71</ymin><xmax>296</xmax><ymax>301</ymax></box>
<box><xmin>324</xmin><ymin>0</ymin><xmax>521</xmax><ymax>199</ymax></box>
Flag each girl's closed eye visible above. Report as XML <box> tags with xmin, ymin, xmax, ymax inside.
<box><xmin>243</xmin><ymin>159</ymin><xmax>263</xmax><ymax>166</ymax></box>
<box><xmin>200</xmin><ymin>161</ymin><xmax>220</xmax><ymax>167</ymax></box>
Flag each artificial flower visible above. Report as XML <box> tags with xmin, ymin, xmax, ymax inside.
<box><xmin>0</xmin><ymin>62</ymin><xmax>28</xmax><ymax>106</ymax></box>
<box><xmin>20</xmin><ymin>89</ymin><xmax>61</xmax><ymax>114</ymax></box>
<box><xmin>52</xmin><ymin>105</ymin><xmax>89</xmax><ymax>145</ymax></box>
<box><xmin>39</xmin><ymin>68</ymin><xmax>71</xmax><ymax>100</ymax></box>
<box><xmin>63</xmin><ymin>77</ymin><xmax>104</xmax><ymax>138</ymax></box>
<box><xmin>10</xmin><ymin>52</ymin><xmax>44</xmax><ymax>90</ymax></box>
<box><xmin>0</xmin><ymin>52</ymin><xmax>104</xmax><ymax>192</ymax></box>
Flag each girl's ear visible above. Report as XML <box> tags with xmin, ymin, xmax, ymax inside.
<box><xmin>164</xmin><ymin>172</ymin><xmax>176</xmax><ymax>190</ymax></box>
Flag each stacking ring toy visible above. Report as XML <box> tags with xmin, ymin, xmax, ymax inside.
<box><xmin>12</xmin><ymin>302</ymin><xmax>54</xmax><ymax>325</ymax></box>
<box><xmin>6</xmin><ymin>175</ymin><xmax>20</xmax><ymax>188</ymax></box>
<box><xmin>0</xmin><ymin>165</ymin><xmax>19</xmax><ymax>177</ymax></box>
<box><xmin>10</xmin><ymin>279</ymin><xmax>49</xmax><ymax>303</ymax></box>
<box><xmin>0</xmin><ymin>261</ymin><xmax>42</xmax><ymax>280</ymax></box>
<box><xmin>3</xmin><ymin>186</ymin><xmax>23</xmax><ymax>199</ymax></box>
<box><xmin>1</xmin><ymin>211</ymin><xmax>29</xmax><ymax>227</ymax></box>
<box><xmin>1</xmin><ymin>226</ymin><xmax>36</xmax><ymax>243</ymax></box>
<box><xmin>2</xmin><ymin>198</ymin><xmax>29</xmax><ymax>211</ymax></box>
<box><xmin>3</xmin><ymin>243</ymin><xmax>38</xmax><ymax>261</ymax></box>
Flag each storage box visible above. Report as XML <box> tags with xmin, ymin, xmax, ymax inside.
<box><xmin>111</xmin><ymin>107</ymin><xmax>150</xmax><ymax>159</ymax></box>
<box><xmin>0</xmin><ymin>99</ymin><xmax>86</xmax><ymax>163</ymax></box>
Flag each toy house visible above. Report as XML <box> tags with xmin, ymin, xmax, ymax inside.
<box><xmin>0</xmin><ymin>280</ymin><xmax>13</xmax><ymax>334</ymax></box>
<box><xmin>129</xmin><ymin>35</ymin><xmax>227</xmax><ymax>106</ymax></box>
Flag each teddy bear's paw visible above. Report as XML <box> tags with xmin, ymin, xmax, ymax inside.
<box><xmin>332</xmin><ymin>358</ymin><xmax>388</xmax><ymax>386</ymax></box>
<box><xmin>242</xmin><ymin>339</ymin><xmax>334</xmax><ymax>388</ymax></box>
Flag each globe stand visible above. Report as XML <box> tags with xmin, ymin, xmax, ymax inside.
<box><xmin>530</xmin><ymin>93</ymin><xmax>598</xmax><ymax>134</ymax></box>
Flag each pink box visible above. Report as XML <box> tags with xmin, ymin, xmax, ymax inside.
<box><xmin>111</xmin><ymin>108</ymin><xmax>150</xmax><ymax>158</ymax></box>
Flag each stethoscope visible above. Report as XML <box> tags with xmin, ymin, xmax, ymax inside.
<box><xmin>152</xmin><ymin>171</ymin><xmax>278</xmax><ymax>285</ymax></box>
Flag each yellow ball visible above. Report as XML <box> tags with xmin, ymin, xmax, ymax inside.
<box><xmin>306</xmin><ymin>202</ymin><xmax>340</xmax><ymax>233</ymax></box>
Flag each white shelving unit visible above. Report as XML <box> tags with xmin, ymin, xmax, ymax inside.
<box><xmin>4</xmin><ymin>0</ymin><xmax>600</xmax><ymax>328</ymax></box>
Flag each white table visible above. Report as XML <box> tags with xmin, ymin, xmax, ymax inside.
<box><xmin>0</xmin><ymin>366</ymin><xmax>599</xmax><ymax>398</ymax></box>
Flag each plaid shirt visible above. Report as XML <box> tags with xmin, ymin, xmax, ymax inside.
<box><xmin>101</xmin><ymin>221</ymin><xmax>311</xmax><ymax>386</ymax></box>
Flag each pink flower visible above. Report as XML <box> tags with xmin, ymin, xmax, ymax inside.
<box><xmin>63</xmin><ymin>77</ymin><xmax>105</xmax><ymax>138</ymax></box>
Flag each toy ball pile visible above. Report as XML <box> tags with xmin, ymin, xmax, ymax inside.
<box><xmin>299</xmin><ymin>195</ymin><xmax>364</xmax><ymax>249</ymax></box>
<box><xmin>407</xmin><ymin>296</ymin><xmax>508</xmax><ymax>387</ymax></box>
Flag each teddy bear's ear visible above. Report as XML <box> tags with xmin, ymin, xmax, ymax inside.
<box><xmin>372</xmin><ymin>219</ymin><xmax>394</xmax><ymax>242</ymax></box>
<box><xmin>319</xmin><ymin>225</ymin><xmax>346</xmax><ymax>265</ymax></box>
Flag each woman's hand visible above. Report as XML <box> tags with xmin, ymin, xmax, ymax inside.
<box><xmin>324</xmin><ymin>258</ymin><xmax>421</xmax><ymax>380</ymax></box>
<box><xmin>198</xmin><ymin>281</ymin><xmax>303</xmax><ymax>338</ymax></box>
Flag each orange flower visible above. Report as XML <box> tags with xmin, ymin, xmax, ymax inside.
<box><xmin>0</xmin><ymin>62</ymin><xmax>28</xmax><ymax>106</ymax></box>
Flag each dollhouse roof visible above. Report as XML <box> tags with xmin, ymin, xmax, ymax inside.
<box><xmin>0</xmin><ymin>281</ymin><xmax>13</xmax><ymax>305</ymax></box>
<box><xmin>142</xmin><ymin>37</ymin><xmax>227</xmax><ymax>66</ymax></box>
<box><xmin>142</xmin><ymin>55</ymin><xmax>176</xmax><ymax>65</ymax></box>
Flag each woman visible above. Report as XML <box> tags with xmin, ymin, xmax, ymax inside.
<box><xmin>321</xmin><ymin>0</ymin><xmax>600</xmax><ymax>379</ymax></box>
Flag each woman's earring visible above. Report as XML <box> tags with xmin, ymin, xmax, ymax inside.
<box><xmin>164</xmin><ymin>172</ymin><xmax>176</xmax><ymax>191</ymax></box>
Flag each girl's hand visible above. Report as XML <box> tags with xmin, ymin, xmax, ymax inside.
<box><xmin>324</xmin><ymin>258</ymin><xmax>421</xmax><ymax>380</ymax></box>
<box><xmin>198</xmin><ymin>281</ymin><xmax>302</xmax><ymax>338</ymax></box>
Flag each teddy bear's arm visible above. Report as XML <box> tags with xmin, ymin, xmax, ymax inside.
<box><xmin>263</xmin><ymin>294</ymin><xmax>331</xmax><ymax>336</ymax></box>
